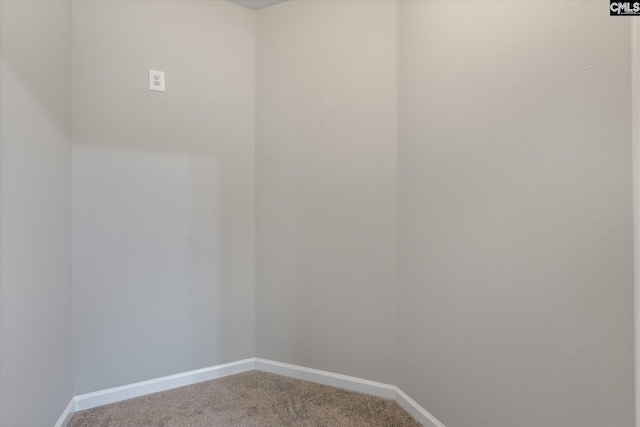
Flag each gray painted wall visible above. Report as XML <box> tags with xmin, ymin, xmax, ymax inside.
<box><xmin>255</xmin><ymin>0</ymin><xmax>398</xmax><ymax>384</ymax></box>
<box><xmin>0</xmin><ymin>1</ymin><xmax>73</xmax><ymax>426</ymax></box>
<box><xmin>398</xmin><ymin>2</ymin><xmax>634</xmax><ymax>427</ymax></box>
<box><xmin>72</xmin><ymin>0</ymin><xmax>256</xmax><ymax>394</ymax></box>
<box><xmin>0</xmin><ymin>2</ymin><xmax>634</xmax><ymax>426</ymax></box>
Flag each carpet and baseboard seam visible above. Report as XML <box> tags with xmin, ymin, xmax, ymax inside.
<box><xmin>56</xmin><ymin>357</ymin><xmax>445</xmax><ymax>427</ymax></box>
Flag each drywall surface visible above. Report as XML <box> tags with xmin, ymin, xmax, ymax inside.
<box><xmin>634</xmin><ymin>18</ymin><xmax>640</xmax><ymax>427</ymax></box>
<box><xmin>0</xmin><ymin>1</ymin><xmax>73</xmax><ymax>425</ymax></box>
<box><xmin>72</xmin><ymin>1</ymin><xmax>256</xmax><ymax>394</ymax></box>
<box><xmin>256</xmin><ymin>0</ymin><xmax>398</xmax><ymax>384</ymax></box>
<box><xmin>398</xmin><ymin>2</ymin><xmax>634</xmax><ymax>427</ymax></box>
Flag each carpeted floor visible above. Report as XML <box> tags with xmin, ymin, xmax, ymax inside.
<box><xmin>68</xmin><ymin>370</ymin><xmax>422</xmax><ymax>427</ymax></box>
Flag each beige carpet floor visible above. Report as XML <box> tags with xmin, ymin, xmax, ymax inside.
<box><xmin>68</xmin><ymin>370</ymin><xmax>422</xmax><ymax>427</ymax></box>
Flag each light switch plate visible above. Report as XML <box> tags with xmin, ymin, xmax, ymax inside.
<box><xmin>149</xmin><ymin>69</ymin><xmax>165</xmax><ymax>92</ymax></box>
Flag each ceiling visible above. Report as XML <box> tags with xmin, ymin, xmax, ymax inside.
<box><xmin>226</xmin><ymin>0</ymin><xmax>289</xmax><ymax>10</ymax></box>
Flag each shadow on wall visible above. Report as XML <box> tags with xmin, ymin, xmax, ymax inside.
<box><xmin>0</xmin><ymin>2</ymin><xmax>74</xmax><ymax>426</ymax></box>
<box><xmin>72</xmin><ymin>147</ymin><xmax>230</xmax><ymax>386</ymax></box>
<box><xmin>72</xmin><ymin>105</ymin><xmax>255</xmax><ymax>390</ymax></box>
<box><xmin>70</xmin><ymin>0</ymin><xmax>256</xmax><ymax>395</ymax></box>
<box><xmin>2</xmin><ymin>32</ymin><xmax>250</xmax><ymax>392</ymax></box>
<box><xmin>0</xmin><ymin>41</ymin><xmax>71</xmax><ymax>140</ymax></box>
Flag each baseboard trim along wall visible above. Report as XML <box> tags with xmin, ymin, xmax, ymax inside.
<box><xmin>395</xmin><ymin>387</ymin><xmax>446</xmax><ymax>427</ymax></box>
<box><xmin>61</xmin><ymin>358</ymin><xmax>445</xmax><ymax>427</ymax></box>
<box><xmin>254</xmin><ymin>358</ymin><xmax>397</xmax><ymax>399</ymax></box>
<box><xmin>73</xmin><ymin>358</ymin><xmax>256</xmax><ymax>411</ymax></box>
<box><xmin>254</xmin><ymin>358</ymin><xmax>445</xmax><ymax>427</ymax></box>
<box><xmin>54</xmin><ymin>399</ymin><xmax>76</xmax><ymax>427</ymax></box>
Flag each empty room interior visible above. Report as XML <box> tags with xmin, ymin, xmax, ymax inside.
<box><xmin>0</xmin><ymin>0</ymin><xmax>637</xmax><ymax>426</ymax></box>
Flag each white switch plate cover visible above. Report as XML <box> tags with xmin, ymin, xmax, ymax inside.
<box><xmin>149</xmin><ymin>69</ymin><xmax>165</xmax><ymax>92</ymax></box>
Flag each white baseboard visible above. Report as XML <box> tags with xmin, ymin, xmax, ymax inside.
<box><xmin>54</xmin><ymin>399</ymin><xmax>75</xmax><ymax>427</ymax></box>
<box><xmin>73</xmin><ymin>358</ymin><xmax>255</xmax><ymax>411</ymax></box>
<box><xmin>254</xmin><ymin>358</ymin><xmax>397</xmax><ymax>399</ymax></box>
<box><xmin>395</xmin><ymin>387</ymin><xmax>446</xmax><ymax>427</ymax></box>
<box><xmin>254</xmin><ymin>358</ymin><xmax>445</xmax><ymax>427</ymax></box>
<box><xmin>63</xmin><ymin>357</ymin><xmax>444</xmax><ymax>427</ymax></box>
